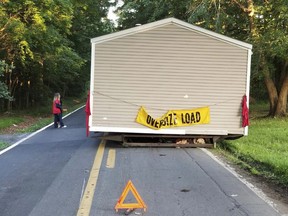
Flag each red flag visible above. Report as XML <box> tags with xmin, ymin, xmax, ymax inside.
<box><xmin>242</xmin><ymin>95</ymin><xmax>249</xmax><ymax>127</ymax></box>
<box><xmin>85</xmin><ymin>91</ymin><xmax>91</xmax><ymax>136</ymax></box>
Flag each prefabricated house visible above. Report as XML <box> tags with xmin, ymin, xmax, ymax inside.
<box><xmin>89</xmin><ymin>18</ymin><xmax>252</xmax><ymax>147</ymax></box>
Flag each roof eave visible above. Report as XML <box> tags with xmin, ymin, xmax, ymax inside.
<box><xmin>91</xmin><ymin>17</ymin><xmax>252</xmax><ymax>50</ymax></box>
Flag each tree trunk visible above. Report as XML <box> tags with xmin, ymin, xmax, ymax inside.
<box><xmin>260</xmin><ymin>54</ymin><xmax>278</xmax><ymax>116</ymax></box>
<box><xmin>264</xmin><ymin>75</ymin><xmax>278</xmax><ymax>116</ymax></box>
<box><xmin>26</xmin><ymin>91</ymin><xmax>30</xmax><ymax>109</ymax></box>
<box><xmin>247</xmin><ymin>0</ymin><xmax>256</xmax><ymax>37</ymax></box>
<box><xmin>231</xmin><ymin>0</ymin><xmax>256</xmax><ymax>36</ymax></box>
<box><xmin>275</xmin><ymin>75</ymin><xmax>288</xmax><ymax>116</ymax></box>
<box><xmin>279</xmin><ymin>60</ymin><xmax>288</xmax><ymax>90</ymax></box>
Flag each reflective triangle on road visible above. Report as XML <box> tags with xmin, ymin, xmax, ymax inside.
<box><xmin>115</xmin><ymin>180</ymin><xmax>147</xmax><ymax>212</ymax></box>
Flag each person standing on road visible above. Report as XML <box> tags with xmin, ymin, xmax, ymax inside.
<box><xmin>52</xmin><ymin>93</ymin><xmax>67</xmax><ymax>128</ymax></box>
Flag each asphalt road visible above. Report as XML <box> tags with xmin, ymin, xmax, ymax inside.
<box><xmin>0</xmin><ymin>108</ymin><xmax>282</xmax><ymax>216</ymax></box>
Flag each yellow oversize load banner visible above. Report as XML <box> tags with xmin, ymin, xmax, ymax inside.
<box><xmin>136</xmin><ymin>106</ymin><xmax>210</xmax><ymax>130</ymax></box>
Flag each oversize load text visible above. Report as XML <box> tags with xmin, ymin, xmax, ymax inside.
<box><xmin>136</xmin><ymin>106</ymin><xmax>210</xmax><ymax>130</ymax></box>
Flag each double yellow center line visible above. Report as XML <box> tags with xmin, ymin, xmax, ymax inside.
<box><xmin>77</xmin><ymin>139</ymin><xmax>116</xmax><ymax>216</ymax></box>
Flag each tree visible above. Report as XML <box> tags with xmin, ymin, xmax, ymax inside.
<box><xmin>117</xmin><ymin>0</ymin><xmax>191</xmax><ymax>29</ymax></box>
<box><xmin>70</xmin><ymin>0</ymin><xmax>114</xmax><ymax>60</ymax></box>
<box><xmin>68</xmin><ymin>0</ymin><xmax>114</xmax><ymax>95</ymax></box>
<box><xmin>0</xmin><ymin>60</ymin><xmax>13</xmax><ymax>111</ymax></box>
<box><xmin>0</xmin><ymin>61</ymin><xmax>13</xmax><ymax>100</ymax></box>
<box><xmin>0</xmin><ymin>0</ymin><xmax>85</xmax><ymax>110</ymax></box>
<box><xmin>228</xmin><ymin>0</ymin><xmax>288</xmax><ymax>116</ymax></box>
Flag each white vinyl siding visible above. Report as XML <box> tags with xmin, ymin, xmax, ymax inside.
<box><xmin>91</xmin><ymin>21</ymin><xmax>251</xmax><ymax>136</ymax></box>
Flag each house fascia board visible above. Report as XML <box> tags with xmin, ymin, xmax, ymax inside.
<box><xmin>90</xmin><ymin>18</ymin><xmax>252</xmax><ymax>50</ymax></box>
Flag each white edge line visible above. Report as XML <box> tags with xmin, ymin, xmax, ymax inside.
<box><xmin>0</xmin><ymin>105</ymin><xmax>86</xmax><ymax>156</ymax></box>
<box><xmin>200</xmin><ymin>148</ymin><xmax>279</xmax><ymax>213</ymax></box>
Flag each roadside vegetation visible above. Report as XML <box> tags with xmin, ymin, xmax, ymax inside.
<box><xmin>0</xmin><ymin>97</ymin><xmax>86</xmax><ymax>150</ymax></box>
<box><xmin>217</xmin><ymin>102</ymin><xmax>288</xmax><ymax>189</ymax></box>
<box><xmin>0</xmin><ymin>116</ymin><xmax>24</xmax><ymax>131</ymax></box>
<box><xmin>0</xmin><ymin>142</ymin><xmax>9</xmax><ymax>151</ymax></box>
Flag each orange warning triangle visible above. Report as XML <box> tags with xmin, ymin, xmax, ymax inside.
<box><xmin>115</xmin><ymin>180</ymin><xmax>147</xmax><ymax>212</ymax></box>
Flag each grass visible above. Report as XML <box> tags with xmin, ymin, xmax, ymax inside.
<box><xmin>0</xmin><ymin>142</ymin><xmax>9</xmax><ymax>151</ymax></box>
<box><xmin>17</xmin><ymin>97</ymin><xmax>86</xmax><ymax>133</ymax></box>
<box><xmin>217</xmin><ymin>102</ymin><xmax>288</xmax><ymax>187</ymax></box>
<box><xmin>17</xmin><ymin>118</ymin><xmax>55</xmax><ymax>133</ymax></box>
<box><xmin>0</xmin><ymin>96</ymin><xmax>86</xmax><ymax>134</ymax></box>
<box><xmin>0</xmin><ymin>117</ymin><xmax>24</xmax><ymax>131</ymax></box>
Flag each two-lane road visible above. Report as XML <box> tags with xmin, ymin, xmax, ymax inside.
<box><xmin>0</xmin><ymin>108</ymin><xmax>283</xmax><ymax>216</ymax></box>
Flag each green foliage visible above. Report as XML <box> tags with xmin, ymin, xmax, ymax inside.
<box><xmin>0</xmin><ymin>60</ymin><xmax>13</xmax><ymax>100</ymax></box>
<box><xmin>66</xmin><ymin>0</ymin><xmax>114</xmax><ymax>97</ymax></box>
<box><xmin>188</xmin><ymin>1</ymin><xmax>250</xmax><ymax>40</ymax></box>
<box><xmin>254</xmin><ymin>1</ymin><xmax>288</xmax><ymax>57</ymax></box>
<box><xmin>117</xmin><ymin>0</ymin><xmax>190</xmax><ymax>29</ymax></box>
<box><xmin>0</xmin><ymin>95</ymin><xmax>85</xmax><ymax>134</ymax></box>
<box><xmin>70</xmin><ymin>0</ymin><xmax>114</xmax><ymax>61</ymax></box>
<box><xmin>0</xmin><ymin>82</ymin><xmax>9</xmax><ymax>99</ymax></box>
<box><xmin>0</xmin><ymin>0</ymin><xmax>114</xmax><ymax>111</ymax></box>
<box><xmin>218</xmin><ymin>103</ymin><xmax>288</xmax><ymax>186</ymax></box>
<box><xmin>0</xmin><ymin>116</ymin><xmax>24</xmax><ymax>130</ymax></box>
<box><xmin>17</xmin><ymin>117</ymin><xmax>52</xmax><ymax>133</ymax></box>
<box><xmin>0</xmin><ymin>142</ymin><xmax>9</xmax><ymax>151</ymax></box>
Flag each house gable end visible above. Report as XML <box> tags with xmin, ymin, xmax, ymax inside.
<box><xmin>91</xmin><ymin>18</ymin><xmax>252</xmax><ymax>50</ymax></box>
